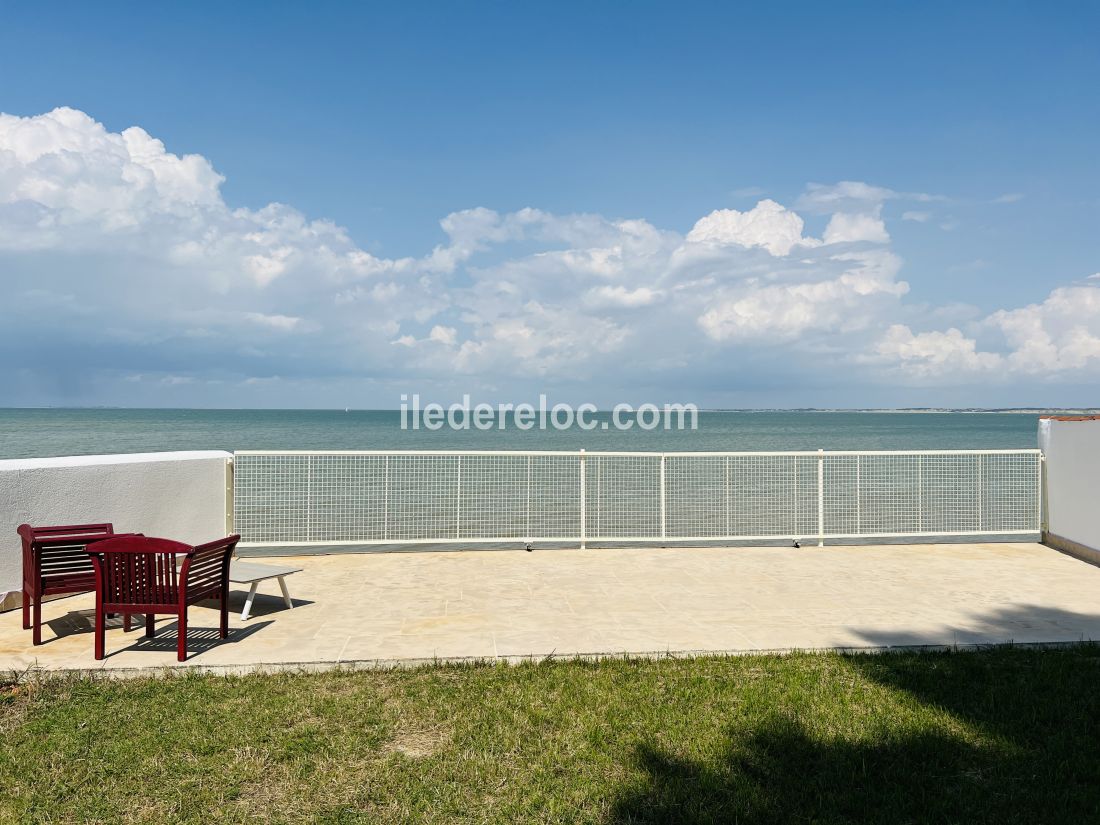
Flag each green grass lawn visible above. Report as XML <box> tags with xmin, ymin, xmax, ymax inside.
<box><xmin>3</xmin><ymin>646</ymin><xmax>1099</xmax><ymax>824</ymax></box>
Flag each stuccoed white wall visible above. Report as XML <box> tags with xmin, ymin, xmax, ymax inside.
<box><xmin>1038</xmin><ymin>418</ymin><xmax>1100</xmax><ymax>553</ymax></box>
<box><xmin>0</xmin><ymin>451</ymin><xmax>231</xmax><ymax>607</ymax></box>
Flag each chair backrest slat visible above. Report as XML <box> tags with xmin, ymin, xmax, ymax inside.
<box><xmin>23</xmin><ymin>524</ymin><xmax>114</xmax><ymax>540</ymax></box>
<box><xmin>180</xmin><ymin>535</ymin><xmax>239</xmax><ymax>607</ymax></box>
<box><xmin>18</xmin><ymin>523</ymin><xmax>117</xmax><ymax>597</ymax></box>
<box><xmin>91</xmin><ymin>536</ymin><xmax>181</xmax><ymax>605</ymax></box>
<box><xmin>87</xmin><ymin>534</ymin><xmax>238</xmax><ymax>609</ymax></box>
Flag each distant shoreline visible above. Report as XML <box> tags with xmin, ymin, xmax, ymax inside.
<box><xmin>700</xmin><ymin>409</ymin><xmax>1100</xmax><ymax>415</ymax></box>
<box><xmin>2</xmin><ymin>407</ymin><xmax>1097</xmax><ymax>415</ymax></box>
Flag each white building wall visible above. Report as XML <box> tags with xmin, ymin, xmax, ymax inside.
<box><xmin>1038</xmin><ymin>417</ymin><xmax>1100</xmax><ymax>558</ymax></box>
<box><xmin>0</xmin><ymin>451</ymin><xmax>231</xmax><ymax>608</ymax></box>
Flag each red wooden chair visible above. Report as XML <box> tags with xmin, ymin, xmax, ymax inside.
<box><xmin>87</xmin><ymin>534</ymin><xmax>240</xmax><ymax>661</ymax></box>
<box><xmin>18</xmin><ymin>523</ymin><xmax>125</xmax><ymax>645</ymax></box>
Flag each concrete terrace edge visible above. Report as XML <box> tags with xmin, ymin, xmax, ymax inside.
<box><xmin>1044</xmin><ymin>531</ymin><xmax>1100</xmax><ymax>568</ymax></box>
<box><xmin>6</xmin><ymin>640</ymin><xmax>1098</xmax><ymax>681</ymax></box>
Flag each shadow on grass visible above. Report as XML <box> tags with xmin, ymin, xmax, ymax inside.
<box><xmin>612</xmin><ymin>718</ymin><xmax>1000</xmax><ymax>824</ymax></box>
<box><xmin>612</xmin><ymin>643</ymin><xmax>1100</xmax><ymax>824</ymax></box>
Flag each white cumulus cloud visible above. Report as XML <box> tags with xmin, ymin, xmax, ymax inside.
<box><xmin>823</xmin><ymin>210</ymin><xmax>890</xmax><ymax>244</ymax></box>
<box><xmin>1</xmin><ymin>107</ymin><xmax>1095</xmax><ymax>406</ymax></box>
<box><xmin>872</xmin><ymin>325</ymin><xmax>1002</xmax><ymax>377</ymax></box>
<box><xmin>870</xmin><ymin>280</ymin><xmax>1100</xmax><ymax>381</ymax></box>
<box><xmin>686</xmin><ymin>199</ymin><xmax>817</xmax><ymax>256</ymax></box>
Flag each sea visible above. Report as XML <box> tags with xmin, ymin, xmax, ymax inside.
<box><xmin>0</xmin><ymin>409</ymin><xmax>1046</xmax><ymax>459</ymax></box>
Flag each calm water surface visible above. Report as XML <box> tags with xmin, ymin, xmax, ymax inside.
<box><xmin>0</xmin><ymin>409</ymin><xmax>1043</xmax><ymax>459</ymax></box>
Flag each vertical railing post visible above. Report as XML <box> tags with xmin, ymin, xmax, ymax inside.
<box><xmin>306</xmin><ymin>455</ymin><xmax>313</xmax><ymax>544</ymax></box>
<box><xmin>791</xmin><ymin>456</ymin><xmax>797</xmax><ymax>540</ymax></box>
<box><xmin>455</xmin><ymin>455</ymin><xmax>462</xmax><ymax>539</ymax></box>
<box><xmin>817</xmin><ymin>448</ymin><xmax>825</xmax><ymax>547</ymax></box>
<box><xmin>383</xmin><ymin>455</ymin><xmax>390</xmax><ymax>542</ymax></box>
<box><xmin>224</xmin><ymin>456</ymin><xmax>235</xmax><ymax>537</ymax></box>
<box><xmin>917</xmin><ymin>455</ymin><xmax>923</xmax><ymax>533</ymax></box>
<box><xmin>659</xmin><ymin>453</ymin><xmax>667</xmax><ymax>540</ymax></box>
<box><xmin>855</xmin><ymin>454</ymin><xmax>861</xmax><ymax>535</ymax></box>
<box><xmin>725</xmin><ymin>456</ymin><xmax>732</xmax><ymax>538</ymax></box>
<box><xmin>977</xmin><ymin>454</ymin><xmax>983</xmax><ymax>532</ymax></box>
<box><xmin>1038</xmin><ymin>452</ymin><xmax>1046</xmax><ymax>536</ymax></box>
<box><xmin>579</xmin><ymin>449</ymin><xmax>587</xmax><ymax>550</ymax></box>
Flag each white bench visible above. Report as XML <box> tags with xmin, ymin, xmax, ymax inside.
<box><xmin>230</xmin><ymin>560</ymin><xmax>302</xmax><ymax>620</ymax></box>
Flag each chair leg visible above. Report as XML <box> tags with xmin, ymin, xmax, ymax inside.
<box><xmin>94</xmin><ymin>605</ymin><xmax>105</xmax><ymax>660</ymax></box>
<box><xmin>124</xmin><ymin>614</ymin><xmax>132</xmax><ymax>632</ymax></box>
<box><xmin>145</xmin><ymin>614</ymin><xmax>156</xmax><ymax>638</ymax></box>
<box><xmin>177</xmin><ymin>609</ymin><xmax>187</xmax><ymax>662</ymax></box>
<box><xmin>32</xmin><ymin>595</ymin><xmax>42</xmax><ymax>646</ymax></box>
<box><xmin>22</xmin><ymin>587</ymin><xmax>30</xmax><ymax>630</ymax></box>
<box><xmin>220</xmin><ymin>595</ymin><xmax>229</xmax><ymax>639</ymax></box>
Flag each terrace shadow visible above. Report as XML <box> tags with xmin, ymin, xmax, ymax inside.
<box><xmin>839</xmin><ymin>603</ymin><xmax>1100</xmax><ymax>651</ymax></box>
<box><xmin>47</xmin><ymin>608</ymin><xmax>275</xmax><ymax>659</ymax></box>
<box><xmin>45</xmin><ymin>608</ymin><xmax>133</xmax><ymax>640</ymax></box>
<box><xmin>224</xmin><ymin>591</ymin><xmax>315</xmax><ymax>617</ymax></box>
<box><xmin>121</xmin><ymin>619</ymin><xmax>274</xmax><ymax>659</ymax></box>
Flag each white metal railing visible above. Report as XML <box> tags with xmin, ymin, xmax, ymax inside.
<box><xmin>231</xmin><ymin>449</ymin><xmax>1042</xmax><ymax>547</ymax></box>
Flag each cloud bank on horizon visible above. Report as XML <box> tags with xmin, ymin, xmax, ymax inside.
<box><xmin>2</xmin><ymin>107</ymin><xmax>1098</xmax><ymax>407</ymax></box>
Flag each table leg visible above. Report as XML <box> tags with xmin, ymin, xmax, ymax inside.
<box><xmin>241</xmin><ymin>582</ymin><xmax>259</xmax><ymax>621</ymax></box>
<box><xmin>278</xmin><ymin>576</ymin><xmax>294</xmax><ymax>609</ymax></box>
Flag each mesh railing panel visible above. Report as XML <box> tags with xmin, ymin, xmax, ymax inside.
<box><xmin>981</xmin><ymin>452</ymin><xmax>1041</xmax><ymax>532</ymax></box>
<box><xmin>311</xmin><ymin>454</ymin><xmax>386</xmax><ymax>542</ymax></box>
<box><xmin>586</xmin><ymin>454</ymin><xmax>661</xmax><ymax>539</ymax></box>
<box><xmin>233</xmin><ymin>450</ymin><xmax>1041</xmax><ymax>545</ymax></box>
<box><xmin>664</xmin><ymin>454</ymin><xmax>727</xmax><ymax>538</ymax></box>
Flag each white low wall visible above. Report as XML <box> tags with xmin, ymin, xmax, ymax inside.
<box><xmin>1038</xmin><ymin>417</ymin><xmax>1100</xmax><ymax>559</ymax></box>
<box><xmin>0</xmin><ymin>451</ymin><xmax>231</xmax><ymax>609</ymax></box>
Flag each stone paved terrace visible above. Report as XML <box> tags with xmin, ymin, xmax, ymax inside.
<box><xmin>3</xmin><ymin>542</ymin><xmax>1100</xmax><ymax>675</ymax></box>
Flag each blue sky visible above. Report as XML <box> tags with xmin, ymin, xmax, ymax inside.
<box><xmin>1</xmin><ymin>1</ymin><xmax>1099</xmax><ymax>408</ymax></box>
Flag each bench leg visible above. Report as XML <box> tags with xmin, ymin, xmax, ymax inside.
<box><xmin>278</xmin><ymin>576</ymin><xmax>294</xmax><ymax>610</ymax></box>
<box><xmin>241</xmin><ymin>582</ymin><xmax>259</xmax><ymax>621</ymax></box>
